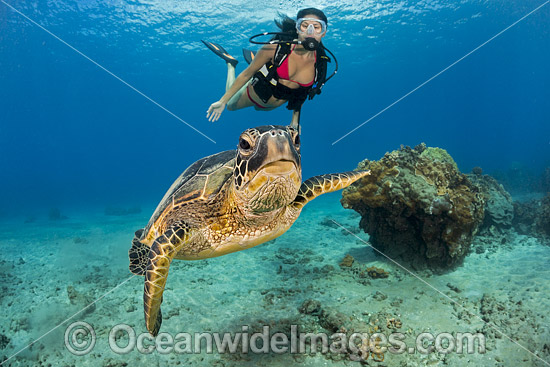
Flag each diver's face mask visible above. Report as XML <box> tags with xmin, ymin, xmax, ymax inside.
<box><xmin>296</xmin><ymin>17</ymin><xmax>326</xmax><ymax>51</ymax></box>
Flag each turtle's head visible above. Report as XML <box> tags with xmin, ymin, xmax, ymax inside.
<box><xmin>233</xmin><ymin>125</ymin><xmax>302</xmax><ymax>213</ymax></box>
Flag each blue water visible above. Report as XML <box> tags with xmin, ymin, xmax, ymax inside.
<box><xmin>1</xmin><ymin>0</ymin><xmax>549</xmax><ymax>214</ymax></box>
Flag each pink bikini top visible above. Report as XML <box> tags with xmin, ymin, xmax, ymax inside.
<box><xmin>276</xmin><ymin>45</ymin><xmax>316</xmax><ymax>87</ymax></box>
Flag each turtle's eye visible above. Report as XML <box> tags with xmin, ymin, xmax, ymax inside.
<box><xmin>294</xmin><ymin>133</ymin><xmax>300</xmax><ymax>146</ymax></box>
<box><xmin>239</xmin><ymin>138</ymin><xmax>251</xmax><ymax>151</ymax></box>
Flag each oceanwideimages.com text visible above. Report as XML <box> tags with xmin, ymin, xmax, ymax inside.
<box><xmin>65</xmin><ymin>322</ymin><xmax>486</xmax><ymax>361</ymax></box>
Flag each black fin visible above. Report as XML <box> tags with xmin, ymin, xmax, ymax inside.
<box><xmin>242</xmin><ymin>48</ymin><xmax>256</xmax><ymax>65</ymax></box>
<box><xmin>202</xmin><ymin>40</ymin><xmax>238</xmax><ymax>67</ymax></box>
<box><xmin>129</xmin><ymin>229</ymin><xmax>148</xmax><ymax>276</ymax></box>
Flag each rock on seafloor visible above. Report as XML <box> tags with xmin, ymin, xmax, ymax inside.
<box><xmin>341</xmin><ymin>143</ymin><xmax>486</xmax><ymax>269</ymax></box>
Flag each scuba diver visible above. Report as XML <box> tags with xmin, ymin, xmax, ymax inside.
<box><xmin>202</xmin><ymin>8</ymin><xmax>337</xmax><ymax>131</ymax></box>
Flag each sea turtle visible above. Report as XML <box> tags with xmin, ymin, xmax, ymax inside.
<box><xmin>129</xmin><ymin>125</ymin><xmax>370</xmax><ymax>336</ymax></box>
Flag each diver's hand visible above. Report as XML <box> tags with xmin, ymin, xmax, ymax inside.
<box><xmin>206</xmin><ymin>101</ymin><xmax>226</xmax><ymax>122</ymax></box>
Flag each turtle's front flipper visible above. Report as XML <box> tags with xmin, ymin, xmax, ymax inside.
<box><xmin>292</xmin><ymin>171</ymin><xmax>370</xmax><ymax>210</ymax></box>
<box><xmin>144</xmin><ymin>221</ymin><xmax>192</xmax><ymax>336</ymax></box>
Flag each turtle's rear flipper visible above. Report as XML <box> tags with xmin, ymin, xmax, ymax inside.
<box><xmin>144</xmin><ymin>221</ymin><xmax>192</xmax><ymax>336</ymax></box>
<box><xmin>129</xmin><ymin>229</ymin><xmax>148</xmax><ymax>276</ymax></box>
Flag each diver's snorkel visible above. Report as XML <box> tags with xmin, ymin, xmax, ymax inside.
<box><xmin>300</xmin><ymin>23</ymin><xmax>320</xmax><ymax>51</ymax></box>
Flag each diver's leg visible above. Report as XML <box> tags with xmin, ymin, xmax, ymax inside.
<box><xmin>227</xmin><ymin>82</ymin><xmax>252</xmax><ymax>111</ymax></box>
<box><xmin>227</xmin><ymin>83</ymin><xmax>282</xmax><ymax>111</ymax></box>
<box><xmin>225</xmin><ymin>63</ymin><xmax>253</xmax><ymax>111</ymax></box>
<box><xmin>226</xmin><ymin>63</ymin><xmax>236</xmax><ymax>92</ymax></box>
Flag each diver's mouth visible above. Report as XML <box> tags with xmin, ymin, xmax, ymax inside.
<box><xmin>261</xmin><ymin>160</ymin><xmax>298</xmax><ymax>175</ymax></box>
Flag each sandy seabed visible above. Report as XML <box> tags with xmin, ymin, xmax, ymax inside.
<box><xmin>1</xmin><ymin>192</ymin><xmax>549</xmax><ymax>367</ymax></box>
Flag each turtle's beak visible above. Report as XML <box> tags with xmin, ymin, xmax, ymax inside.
<box><xmin>237</xmin><ymin>127</ymin><xmax>302</xmax><ymax>212</ymax></box>
<box><xmin>261</xmin><ymin>160</ymin><xmax>297</xmax><ymax>175</ymax></box>
<box><xmin>248</xmin><ymin>128</ymin><xmax>300</xmax><ymax>177</ymax></box>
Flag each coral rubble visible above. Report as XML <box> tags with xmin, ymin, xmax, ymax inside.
<box><xmin>365</xmin><ymin>266</ymin><xmax>389</xmax><ymax>279</ymax></box>
<box><xmin>513</xmin><ymin>194</ymin><xmax>550</xmax><ymax>240</ymax></box>
<box><xmin>467</xmin><ymin>173</ymin><xmax>514</xmax><ymax>233</ymax></box>
<box><xmin>339</xmin><ymin>254</ymin><xmax>354</xmax><ymax>268</ymax></box>
<box><xmin>298</xmin><ymin>299</ymin><xmax>405</xmax><ymax>363</ymax></box>
<box><xmin>471</xmin><ymin>166</ymin><xmax>483</xmax><ymax>175</ymax></box>
<box><xmin>479</xmin><ymin>293</ymin><xmax>548</xmax><ymax>357</ymax></box>
<box><xmin>341</xmin><ymin>144</ymin><xmax>485</xmax><ymax>268</ymax></box>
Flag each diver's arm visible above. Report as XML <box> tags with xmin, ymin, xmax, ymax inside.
<box><xmin>207</xmin><ymin>45</ymin><xmax>276</xmax><ymax>122</ymax></box>
<box><xmin>290</xmin><ymin>108</ymin><xmax>301</xmax><ymax>134</ymax></box>
<box><xmin>290</xmin><ymin>109</ymin><xmax>300</xmax><ymax>128</ymax></box>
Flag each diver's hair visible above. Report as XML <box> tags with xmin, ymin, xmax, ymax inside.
<box><xmin>274</xmin><ymin>8</ymin><xmax>328</xmax><ymax>38</ymax></box>
<box><xmin>275</xmin><ymin>12</ymin><xmax>298</xmax><ymax>38</ymax></box>
<box><xmin>297</xmin><ymin>8</ymin><xmax>328</xmax><ymax>27</ymax></box>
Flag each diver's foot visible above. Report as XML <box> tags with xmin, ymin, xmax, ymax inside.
<box><xmin>202</xmin><ymin>40</ymin><xmax>238</xmax><ymax>67</ymax></box>
<box><xmin>242</xmin><ymin>48</ymin><xmax>256</xmax><ymax>65</ymax></box>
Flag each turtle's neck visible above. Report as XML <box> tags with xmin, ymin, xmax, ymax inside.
<box><xmin>228</xmin><ymin>186</ymin><xmax>287</xmax><ymax>227</ymax></box>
